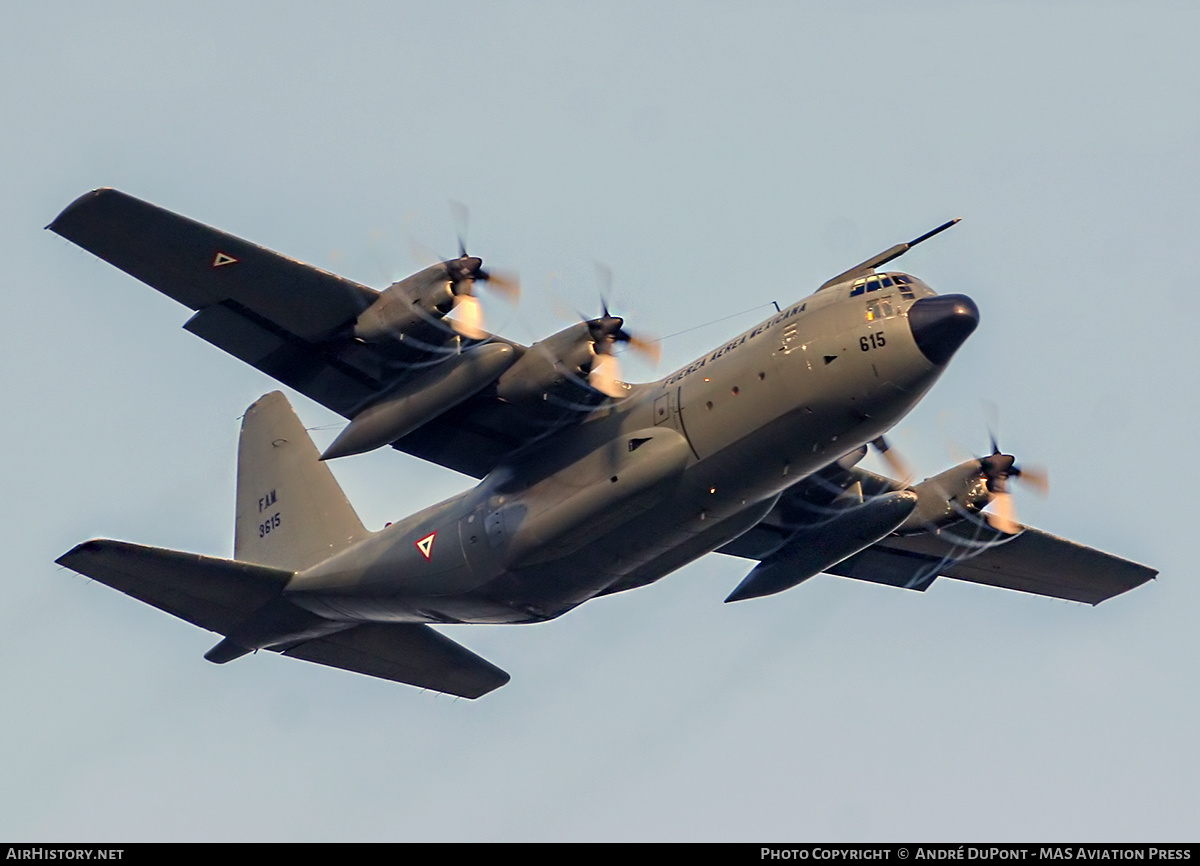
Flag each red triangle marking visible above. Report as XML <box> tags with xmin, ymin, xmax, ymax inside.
<box><xmin>212</xmin><ymin>252</ymin><xmax>239</xmax><ymax>267</ymax></box>
<box><xmin>415</xmin><ymin>531</ymin><xmax>437</xmax><ymax>562</ymax></box>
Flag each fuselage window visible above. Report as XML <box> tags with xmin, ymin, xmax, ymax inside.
<box><xmin>866</xmin><ymin>296</ymin><xmax>896</xmax><ymax>321</ymax></box>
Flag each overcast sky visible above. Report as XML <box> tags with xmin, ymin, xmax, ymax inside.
<box><xmin>3</xmin><ymin>1</ymin><xmax>1196</xmax><ymax>842</ymax></box>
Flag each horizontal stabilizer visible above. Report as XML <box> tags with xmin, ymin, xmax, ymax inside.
<box><xmin>283</xmin><ymin>624</ymin><xmax>510</xmax><ymax>699</ymax></box>
<box><xmin>58</xmin><ymin>540</ymin><xmax>509</xmax><ymax>696</ymax></box>
<box><xmin>56</xmin><ymin>539</ymin><xmax>292</xmax><ymax>635</ymax></box>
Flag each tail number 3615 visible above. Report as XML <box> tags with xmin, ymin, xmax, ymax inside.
<box><xmin>259</xmin><ymin>513</ymin><xmax>281</xmax><ymax>537</ymax></box>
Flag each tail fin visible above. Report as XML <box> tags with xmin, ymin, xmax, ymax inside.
<box><xmin>235</xmin><ymin>391</ymin><xmax>370</xmax><ymax>571</ymax></box>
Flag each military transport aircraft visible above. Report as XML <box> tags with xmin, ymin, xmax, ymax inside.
<box><xmin>49</xmin><ymin>189</ymin><xmax>1155</xmax><ymax>699</ymax></box>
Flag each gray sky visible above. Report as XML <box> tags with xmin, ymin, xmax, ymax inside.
<box><xmin>3</xmin><ymin>1</ymin><xmax>1195</xmax><ymax>841</ymax></box>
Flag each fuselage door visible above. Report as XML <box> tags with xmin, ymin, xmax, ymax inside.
<box><xmin>653</xmin><ymin>386</ymin><xmax>683</xmax><ymax>433</ymax></box>
<box><xmin>653</xmin><ymin>391</ymin><xmax>671</xmax><ymax>426</ymax></box>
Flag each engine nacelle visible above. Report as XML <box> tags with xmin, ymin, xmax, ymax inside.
<box><xmin>895</xmin><ymin>460</ymin><xmax>992</xmax><ymax>534</ymax></box>
<box><xmin>354</xmin><ymin>262</ymin><xmax>459</xmax><ymax>344</ymax></box>
<box><xmin>495</xmin><ymin>322</ymin><xmax>597</xmax><ymax>405</ymax></box>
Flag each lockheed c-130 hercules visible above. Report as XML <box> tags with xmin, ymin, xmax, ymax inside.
<box><xmin>50</xmin><ymin>189</ymin><xmax>1155</xmax><ymax>699</ymax></box>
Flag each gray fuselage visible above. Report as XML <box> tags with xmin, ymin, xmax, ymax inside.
<box><xmin>286</xmin><ymin>273</ymin><xmax>979</xmax><ymax>625</ymax></box>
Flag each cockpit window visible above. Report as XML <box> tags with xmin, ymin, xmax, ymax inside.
<box><xmin>850</xmin><ymin>272</ymin><xmax>934</xmax><ymax>299</ymax></box>
<box><xmin>888</xmin><ymin>272</ymin><xmax>923</xmax><ymax>300</ymax></box>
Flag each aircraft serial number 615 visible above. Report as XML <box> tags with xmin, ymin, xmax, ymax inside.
<box><xmin>49</xmin><ymin>190</ymin><xmax>1155</xmax><ymax>698</ymax></box>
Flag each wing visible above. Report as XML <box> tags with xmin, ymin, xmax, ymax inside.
<box><xmin>49</xmin><ymin>188</ymin><xmax>382</xmax><ymax>412</ymax></box>
<box><xmin>833</xmin><ymin>521</ymin><xmax>1156</xmax><ymax>604</ymax></box>
<box><xmin>49</xmin><ymin>189</ymin><xmax>593</xmax><ymax>478</ymax></box>
<box><xmin>57</xmin><ymin>539</ymin><xmax>508</xmax><ymax>698</ymax></box>
<box><xmin>717</xmin><ymin>460</ymin><xmax>1156</xmax><ymax>605</ymax></box>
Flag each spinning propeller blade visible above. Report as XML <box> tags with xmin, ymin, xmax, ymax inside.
<box><xmin>408</xmin><ymin>203</ymin><xmax>521</xmax><ymax>337</ymax></box>
<box><xmin>978</xmin><ymin>433</ymin><xmax>1049</xmax><ymax>534</ymax></box>
<box><xmin>584</xmin><ymin>301</ymin><xmax>659</xmax><ymax>397</ymax></box>
<box><xmin>449</xmin><ymin>294</ymin><xmax>486</xmax><ymax>340</ymax></box>
<box><xmin>871</xmin><ymin>436</ymin><xmax>912</xmax><ymax>484</ymax></box>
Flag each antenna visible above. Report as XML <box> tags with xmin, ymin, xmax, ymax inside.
<box><xmin>817</xmin><ymin>218</ymin><xmax>961</xmax><ymax>291</ymax></box>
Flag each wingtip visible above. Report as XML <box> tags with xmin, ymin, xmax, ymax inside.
<box><xmin>47</xmin><ymin>188</ymin><xmax>119</xmax><ymax>237</ymax></box>
<box><xmin>55</xmin><ymin>538</ymin><xmax>111</xmax><ymax>568</ymax></box>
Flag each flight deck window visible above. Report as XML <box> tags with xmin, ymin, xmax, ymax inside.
<box><xmin>866</xmin><ymin>297</ymin><xmax>896</xmax><ymax>321</ymax></box>
<box><xmin>850</xmin><ymin>279</ymin><xmax>867</xmax><ymax>297</ymax></box>
<box><xmin>891</xmin><ymin>274</ymin><xmax>916</xmax><ymax>300</ymax></box>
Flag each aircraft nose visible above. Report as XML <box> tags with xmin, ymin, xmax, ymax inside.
<box><xmin>907</xmin><ymin>294</ymin><xmax>979</xmax><ymax>365</ymax></box>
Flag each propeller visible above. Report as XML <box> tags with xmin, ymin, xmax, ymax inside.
<box><xmin>585</xmin><ymin>303</ymin><xmax>661</xmax><ymax>397</ymax></box>
<box><xmin>416</xmin><ymin>203</ymin><xmax>521</xmax><ymax>339</ymax></box>
<box><xmin>870</xmin><ymin>436</ymin><xmax>912</xmax><ymax>484</ymax></box>
<box><xmin>443</xmin><ymin>253</ymin><xmax>521</xmax><ymax>339</ymax></box>
<box><xmin>579</xmin><ymin>264</ymin><xmax>661</xmax><ymax>396</ymax></box>
<box><xmin>978</xmin><ymin>433</ymin><xmax>1049</xmax><ymax>534</ymax></box>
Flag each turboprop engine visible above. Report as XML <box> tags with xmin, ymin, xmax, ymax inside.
<box><xmin>896</xmin><ymin>449</ymin><xmax>1047</xmax><ymax>535</ymax></box>
<box><xmin>354</xmin><ymin>254</ymin><xmax>519</xmax><ymax>346</ymax></box>
<box><xmin>895</xmin><ymin>459</ymin><xmax>994</xmax><ymax>533</ymax></box>
<box><xmin>496</xmin><ymin>311</ymin><xmax>658</xmax><ymax>404</ymax></box>
<box><xmin>354</xmin><ymin>261</ymin><xmax>460</xmax><ymax>344</ymax></box>
<box><xmin>495</xmin><ymin>322</ymin><xmax>598</xmax><ymax>405</ymax></box>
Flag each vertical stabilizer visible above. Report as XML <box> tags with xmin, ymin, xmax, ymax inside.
<box><xmin>235</xmin><ymin>392</ymin><xmax>371</xmax><ymax>571</ymax></box>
